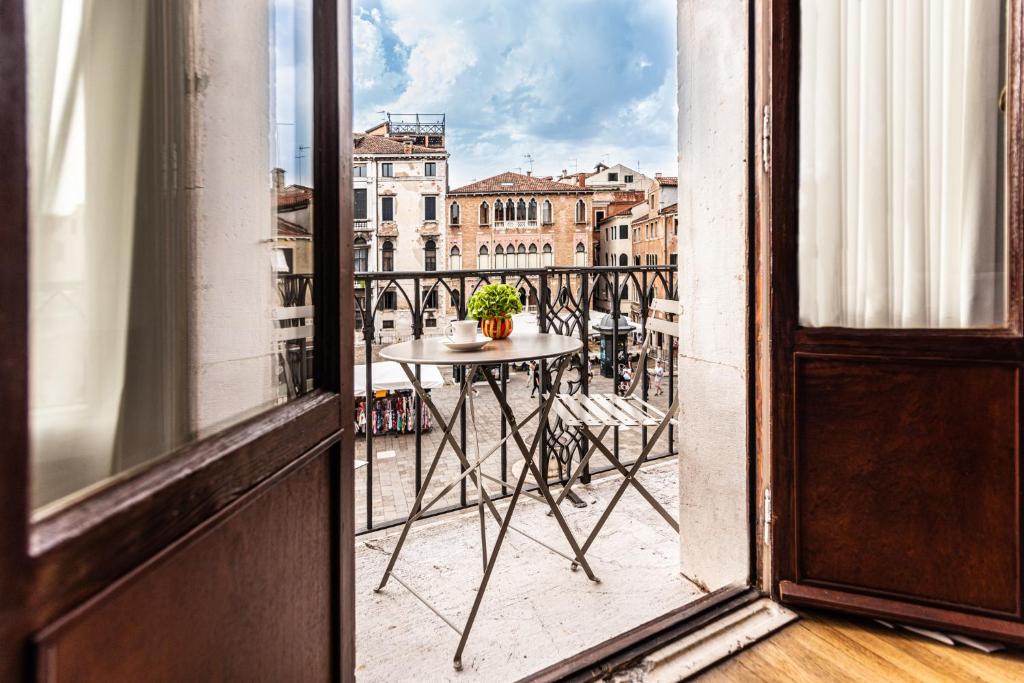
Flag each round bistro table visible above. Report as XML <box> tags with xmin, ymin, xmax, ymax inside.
<box><xmin>373</xmin><ymin>332</ymin><xmax>596</xmax><ymax>671</ymax></box>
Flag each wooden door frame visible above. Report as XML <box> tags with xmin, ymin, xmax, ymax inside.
<box><xmin>756</xmin><ymin>0</ymin><xmax>1024</xmax><ymax>640</ymax></box>
<box><xmin>0</xmin><ymin>0</ymin><xmax>354</xmax><ymax>679</ymax></box>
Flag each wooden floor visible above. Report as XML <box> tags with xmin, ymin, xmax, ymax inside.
<box><xmin>694</xmin><ymin>611</ymin><xmax>1024</xmax><ymax>682</ymax></box>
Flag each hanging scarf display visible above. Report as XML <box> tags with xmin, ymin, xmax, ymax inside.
<box><xmin>354</xmin><ymin>389</ymin><xmax>433</xmax><ymax>436</ymax></box>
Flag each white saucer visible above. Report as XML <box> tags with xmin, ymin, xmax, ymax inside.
<box><xmin>442</xmin><ymin>337</ymin><xmax>491</xmax><ymax>352</ymax></box>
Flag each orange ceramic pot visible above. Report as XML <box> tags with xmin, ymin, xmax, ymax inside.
<box><xmin>481</xmin><ymin>316</ymin><xmax>513</xmax><ymax>339</ymax></box>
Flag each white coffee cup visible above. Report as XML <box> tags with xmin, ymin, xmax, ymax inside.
<box><xmin>445</xmin><ymin>320</ymin><xmax>478</xmax><ymax>343</ymax></box>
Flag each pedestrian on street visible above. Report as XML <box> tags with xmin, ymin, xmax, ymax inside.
<box><xmin>653</xmin><ymin>360</ymin><xmax>665</xmax><ymax>396</ymax></box>
<box><xmin>529</xmin><ymin>360</ymin><xmax>540</xmax><ymax>398</ymax></box>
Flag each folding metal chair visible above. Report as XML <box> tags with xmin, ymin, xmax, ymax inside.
<box><xmin>550</xmin><ymin>298</ymin><xmax>681</xmax><ymax>564</ymax></box>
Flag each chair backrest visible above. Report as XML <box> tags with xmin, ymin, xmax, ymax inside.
<box><xmin>643</xmin><ymin>298</ymin><xmax>680</xmax><ymax>340</ymax></box>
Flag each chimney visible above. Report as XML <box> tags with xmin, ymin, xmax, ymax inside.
<box><xmin>403</xmin><ymin>141</ymin><xmax>413</xmax><ymax>155</ymax></box>
<box><xmin>561</xmin><ymin>168</ymin><xmax>567</xmax><ymax>177</ymax></box>
<box><xmin>577</xmin><ymin>173</ymin><xmax>586</xmax><ymax>188</ymax></box>
<box><xmin>272</xmin><ymin>167</ymin><xmax>285</xmax><ymax>190</ymax></box>
<box><xmin>655</xmin><ymin>172</ymin><xmax>662</xmax><ymax>178</ymax></box>
<box><xmin>526</xmin><ymin>170</ymin><xmax>532</xmax><ymax>177</ymax></box>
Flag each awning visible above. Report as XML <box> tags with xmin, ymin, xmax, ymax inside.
<box><xmin>353</xmin><ymin>361</ymin><xmax>445</xmax><ymax>396</ymax></box>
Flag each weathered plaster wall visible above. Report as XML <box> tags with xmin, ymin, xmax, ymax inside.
<box><xmin>676</xmin><ymin>0</ymin><xmax>750</xmax><ymax>589</ymax></box>
<box><xmin>190</xmin><ymin>2</ymin><xmax>276</xmax><ymax>431</ymax></box>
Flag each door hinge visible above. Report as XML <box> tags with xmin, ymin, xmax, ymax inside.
<box><xmin>763</xmin><ymin>488</ymin><xmax>772</xmax><ymax>545</ymax></box>
<box><xmin>761</xmin><ymin>105</ymin><xmax>771</xmax><ymax>174</ymax></box>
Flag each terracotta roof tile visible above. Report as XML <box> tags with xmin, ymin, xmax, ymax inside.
<box><xmin>655</xmin><ymin>176</ymin><xmax>678</xmax><ymax>186</ymax></box>
<box><xmin>275</xmin><ymin>184</ymin><xmax>313</xmax><ymax>211</ymax></box>
<box><xmin>450</xmin><ymin>171</ymin><xmax>593</xmax><ymax>195</ymax></box>
<box><xmin>353</xmin><ymin>134</ymin><xmax>440</xmax><ymax>155</ymax></box>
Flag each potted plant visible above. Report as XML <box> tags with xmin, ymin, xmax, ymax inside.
<box><xmin>467</xmin><ymin>283</ymin><xmax>523</xmax><ymax>339</ymax></box>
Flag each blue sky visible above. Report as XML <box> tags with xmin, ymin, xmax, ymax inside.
<box><xmin>353</xmin><ymin>0</ymin><xmax>678</xmax><ymax>187</ymax></box>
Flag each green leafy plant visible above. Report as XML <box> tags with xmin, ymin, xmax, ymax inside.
<box><xmin>467</xmin><ymin>283</ymin><xmax>523</xmax><ymax>320</ymax></box>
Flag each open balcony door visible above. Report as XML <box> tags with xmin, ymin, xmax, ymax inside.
<box><xmin>0</xmin><ymin>1</ymin><xmax>355</xmax><ymax>680</ymax></box>
<box><xmin>763</xmin><ymin>0</ymin><xmax>1024</xmax><ymax>644</ymax></box>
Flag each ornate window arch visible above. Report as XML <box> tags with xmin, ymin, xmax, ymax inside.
<box><xmin>517</xmin><ymin>243</ymin><xmax>527</xmax><ymax>268</ymax></box>
<box><xmin>494</xmin><ymin>199</ymin><xmax>505</xmax><ymax>223</ymax></box>
<box><xmin>450</xmin><ymin>201</ymin><xmax>460</xmax><ymax>225</ymax></box>
<box><xmin>480</xmin><ymin>201</ymin><xmax>490</xmax><ymax>225</ymax></box>
<box><xmin>542</xmin><ymin>199</ymin><xmax>553</xmax><ymax>224</ymax></box>
<box><xmin>544</xmin><ymin>243</ymin><xmax>555</xmax><ymax>267</ymax></box>
<box><xmin>381</xmin><ymin>240</ymin><xmax>395</xmax><ymax>271</ymax></box>
<box><xmin>527</xmin><ymin>198</ymin><xmax>537</xmax><ymax>223</ymax></box>
<box><xmin>574</xmin><ymin>242</ymin><xmax>586</xmax><ymax>267</ymax></box>
<box><xmin>495</xmin><ymin>244</ymin><xmax>505</xmax><ymax>269</ymax></box>
<box><xmin>618</xmin><ymin>253</ymin><xmax>628</xmax><ymax>267</ymax></box>
<box><xmin>354</xmin><ymin>237</ymin><xmax>369</xmax><ymax>272</ymax></box>
<box><xmin>506</xmin><ymin>199</ymin><xmax>515</xmax><ymax>221</ymax></box>
<box><xmin>575</xmin><ymin>199</ymin><xmax>586</xmax><ymax>223</ymax></box>
<box><xmin>449</xmin><ymin>244</ymin><xmax>462</xmax><ymax>270</ymax></box>
<box><xmin>528</xmin><ymin>243</ymin><xmax>539</xmax><ymax>267</ymax></box>
<box><xmin>478</xmin><ymin>244</ymin><xmax>490</xmax><ymax>269</ymax></box>
<box><xmin>424</xmin><ymin>239</ymin><xmax>437</xmax><ymax>271</ymax></box>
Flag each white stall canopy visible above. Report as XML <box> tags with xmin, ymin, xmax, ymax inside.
<box><xmin>353</xmin><ymin>361</ymin><xmax>445</xmax><ymax>396</ymax></box>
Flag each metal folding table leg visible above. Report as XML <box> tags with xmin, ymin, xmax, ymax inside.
<box><xmin>481</xmin><ymin>358</ymin><xmax>600</xmax><ymax>582</ymax></box>
<box><xmin>375</xmin><ymin>368</ymin><xmax>476</xmax><ymax>592</ymax></box>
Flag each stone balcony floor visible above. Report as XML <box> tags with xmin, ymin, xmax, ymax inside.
<box><xmin>355</xmin><ymin>458</ymin><xmax>704</xmax><ymax>681</ymax></box>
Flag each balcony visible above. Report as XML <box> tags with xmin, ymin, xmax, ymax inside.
<box><xmin>281</xmin><ymin>265</ymin><xmax>685</xmax><ymax>677</ymax></box>
<box><xmin>418</xmin><ymin>221</ymin><xmax>441</xmax><ymax>236</ymax></box>
<box><xmin>354</xmin><ymin>219</ymin><xmax>372</xmax><ymax>233</ymax></box>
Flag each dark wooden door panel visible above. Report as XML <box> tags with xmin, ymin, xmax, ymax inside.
<box><xmin>35</xmin><ymin>454</ymin><xmax>333</xmax><ymax>683</ymax></box>
<box><xmin>794</xmin><ymin>355</ymin><xmax>1021</xmax><ymax>616</ymax></box>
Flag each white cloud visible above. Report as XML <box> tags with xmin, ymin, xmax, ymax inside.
<box><xmin>353</xmin><ymin>0</ymin><xmax>678</xmax><ymax>185</ymax></box>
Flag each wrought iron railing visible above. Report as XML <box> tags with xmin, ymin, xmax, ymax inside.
<box><xmin>278</xmin><ymin>267</ymin><xmax>677</xmax><ymax>532</ymax></box>
<box><xmin>349</xmin><ymin>265</ymin><xmax>677</xmax><ymax>534</ymax></box>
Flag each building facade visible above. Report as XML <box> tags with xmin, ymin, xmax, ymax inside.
<box><xmin>445</xmin><ymin>172</ymin><xmax>593</xmax><ymax>306</ymax></box>
<box><xmin>560</xmin><ymin>163</ymin><xmax>652</xmax><ymax>292</ymax></box>
<box><xmin>629</xmin><ymin>177</ymin><xmax>679</xmax><ymax>354</ymax></box>
<box><xmin>352</xmin><ymin>119</ymin><xmax>450</xmax><ymax>343</ymax></box>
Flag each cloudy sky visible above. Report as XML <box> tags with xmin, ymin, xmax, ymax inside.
<box><xmin>353</xmin><ymin>0</ymin><xmax>678</xmax><ymax>187</ymax></box>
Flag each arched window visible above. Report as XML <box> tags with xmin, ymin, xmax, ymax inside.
<box><xmin>542</xmin><ymin>200</ymin><xmax>553</xmax><ymax>224</ymax></box>
<box><xmin>527</xmin><ymin>198</ymin><xmax>537</xmax><ymax>223</ymax></box>
<box><xmin>618</xmin><ymin>253</ymin><xmax>628</xmax><ymax>267</ymax></box>
<box><xmin>478</xmin><ymin>244</ymin><xmax>490</xmax><ymax>269</ymax></box>
<box><xmin>424</xmin><ymin>239</ymin><xmax>437</xmax><ymax>271</ymax></box>
<box><xmin>517</xmin><ymin>243</ymin><xmax>527</xmax><ymax>268</ymax></box>
<box><xmin>354</xmin><ymin>237</ymin><xmax>369</xmax><ymax>272</ymax></box>
<box><xmin>480</xmin><ymin>201</ymin><xmax>490</xmax><ymax>225</ymax></box>
<box><xmin>634</xmin><ymin>255</ymin><xmax>641</xmax><ymax>266</ymax></box>
<box><xmin>381</xmin><ymin>240</ymin><xmax>395</xmax><ymax>271</ymax></box>
<box><xmin>495</xmin><ymin>244</ymin><xmax>505</xmax><ymax>269</ymax></box>
<box><xmin>544</xmin><ymin>243</ymin><xmax>555</xmax><ymax>267</ymax></box>
<box><xmin>575</xmin><ymin>199</ymin><xmax>586</xmax><ymax>223</ymax></box>
<box><xmin>494</xmin><ymin>199</ymin><xmax>505</xmax><ymax>223</ymax></box>
<box><xmin>516</xmin><ymin>199</ymin><xmax>527</xmax><ymax>221</ymax></box>
<box><xmin>450</xmin><ymin>201</ymin><xmax>460</xmax><ymax>225</ymax></box>
<box><xmin>574</xmin><ymin>242</ymin><xmax>586</xmax><ymax>267</ymax></box>
<box><xmin>449</xmin><ymin>245</ymin><xmax>462</xmax><ymax>270</ymax></box>
<box><xmin>506</xmin><ymin>199</ymin><xmax>515</xmax><ymax>222</ymax></box>
<box><xmin>528</xmin><ymin>243</ymin><xmax>539</xmax><ymax>268</ymax></box>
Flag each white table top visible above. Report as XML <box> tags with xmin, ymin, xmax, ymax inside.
<box><xmin>380</xmin><ymin>332</ymin><xmax>583</xmax><ymax>366</ymax></box>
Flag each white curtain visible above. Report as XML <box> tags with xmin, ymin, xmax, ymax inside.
<box><xmin>28</xmin><ymin>0</ymin><xmax>148</xmax><ymax>505</ymax></box>
<box><xmin>799</xmin><ymin>0</ymin><xmax>1003</xmax><ymax>328</ymax></box>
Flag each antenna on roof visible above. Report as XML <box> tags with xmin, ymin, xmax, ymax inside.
<box><xmin>523</xmin><ymin>153</ymin><xmax>534</xmax><ymax>174</ymax></box>
<box><xmin>296</xmin><ymin>145</ymin><xmax>311</xmax><ymax>186</ymax></box>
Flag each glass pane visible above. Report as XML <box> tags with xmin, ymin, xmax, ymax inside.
<box><xmin>28</xmin><ymin>0</ymin><xmax>315</xmax><ymax>510</ymax></box>
<box><xmin>799</xmin><ymin>0</ymin><xmax>1006</xmax><ymax>328</ymax></box>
